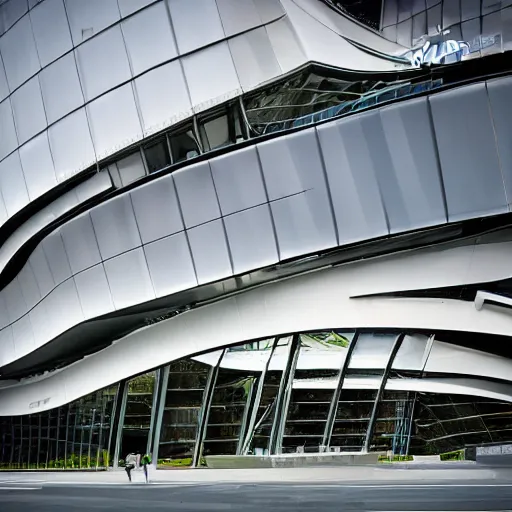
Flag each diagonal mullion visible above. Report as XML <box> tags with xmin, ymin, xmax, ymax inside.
<box><xmin>322</xmin><ymin>331</ymin><xmax>360</xmax><ymax>449</ymax></box>
<box><xmin>270</xmin><ymin>333</ymin><xmax>301</xmax><ymax>455</ymax></box>
<box><xmin>192</xmin><ymin>350</ymin><xmax>224</xmax><ymax>467</ymax></box>
<box><xmin>363</xmin><ymin>333</ymin><xmax>405</xmax><ymax>453</ymax></box>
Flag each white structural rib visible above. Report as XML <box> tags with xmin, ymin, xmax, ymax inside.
<box><xmin>475</xmin><ymin>290</ymin><xmax>512</xmax><ymax>311</ymax></box>
<box><xmin>2</xmin><ymin>255</ymin><xmax>512</xmax><ymax>415</ymax></box>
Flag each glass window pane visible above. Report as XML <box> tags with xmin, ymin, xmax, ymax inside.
<box><xmin>119</xmin><ymin>372</ymin><xmax>156</xmax><ymax>463</ymax></box>
<box><xmin>282</xmin><ymin>332</ymin><xmax>355</xmax><ymax>454</ymax></box>
<box><xmin>371</xmin><ymin>390</ymin><xmax>415</xmax><ymax>454</ymax></box>
<box><xmin>144</xmin><ymin>138</ymin><xmax>170</xmax><ymax>174</ymax></box>
<box><xmin>169</xmin><ymin>128</ymin><xmax>200</xmax><ymax>163</ymax></box>
<box><xmin>158</xmin><ymin>358</ymin><xmax>210</xmax><ymax>467</ymax></box>
<box><xmin>201</xmin><ymin>114</ymin><xmax>230</xmax><ymax>151</ymax></box>
<box><xmin>349</xmin><ymin>333</ymin><xmax>396</xmax><ymax>369</ymax></box>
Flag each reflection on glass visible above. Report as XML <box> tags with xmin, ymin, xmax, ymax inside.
<box><xmin>169</xmin><ymin>128</ymin><xmax>200</xmax><ymax>163</ymax></box>
<box><xmin>282</xmin><ymin>331</ymin><xmax>354</xmax><ymax>453</ymax></box>
<box><xmin>0</xmin><ymin>385</ymin><xmax>117</xmax><ymax>469</ymax></box>
<box><xmin>119</xmin><ymin>372</ymin><xmax>156</xmax><ymax>461</ymax></box>
<box><xmin>6</xmin><ymin>330</ymin><xmax>512</xmax><ymax>467</ymax></box>
<box><xmin>203</xmin><ymin>356</ymin><xmax>257</xmax><ymax>457</ymax></box>
<box><xmin>246</xmin><ymin>337</ymin><xmax>291</xmax><ymax>455</ymax></box>
<box><xmin>349</xmin><ymin>332</ymin><xmax>396</xmax><ymax>370</ymax></box>
<box><xmin>244</xmin><ymin>69</ymin><xmax>442</xmax><ymax>136</ymax></box>
<box><xmin>158</xmin><ymin>358</ymin><xmax>210</xmax><ymax>467</ymax></box>
<box><xmin>370</xmin><ymin>390</ymin><xmax>415</xmax><ymax>454</ymax></box>
<box><xmin>200</xmin><ymin>114</ymin><xmax>230</xmax><ymax>151</ymax></box>
<box><xmin>410</xmin><ymin>393</ymin><xmax>512</xmax><ymax>454</ymax></box>
<box><xmin>331</xmin><ymin>389</ymin><xmax>377</xmax><ymax>452</ymax></box>
<box><xmin>144</xmin><ymin>138</ymin><xmax>171</xmax><ymax>174</ymax></box>
<box><xmin>199</xmin><ymin>105</ymin><xmax>246</xmax><ymax>152</ymax></box>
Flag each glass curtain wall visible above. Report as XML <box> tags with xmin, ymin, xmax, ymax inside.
<box><xmin>118</xmin><ymin>371</ymin><xmax>156</xmax><ymax>463</ymax></box>
<box><xmin>5</xmin><ymin>329</ymin><xmax>512</xmax><ymax>469</ymax></box>
<box><xmin>282</xmin><ymin>331</ymin><xmax>355</xmax><ymax>453</ymax></box>
<box><xmin>157</xmin><ymin>357</ymin><xmax>212</xmax><ymax>467</ymax></box>
<box><xmin>0</xmin><ymin>385</ymin><xmax>117</xmax><ymax>469</ymax></box>
<box><xmin>370</xmin><ymin>390</ymin><xmax>415</xmax><ymax>454</ymax></box>
<box><xmin>244</xmin><ymin>336</ymin><xmax>292</xmax><ymax>456</ymax></box>
<box><xmin>330</xmin><ymin>333</ymin><xmax>397</xmax><ymax>452</ymax></box>
<box><xmin>410</xmin><ymin>393</ymin><xmax>512</xmax><ymax>454</ymax></box>
<box><xmin>202</xmin><ymin>346</ymin><xmax>260</xmax><ymax>457</ymax></box>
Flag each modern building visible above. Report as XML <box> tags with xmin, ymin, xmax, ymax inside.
<box><xmin>0</xmin><ymin>0</ymin><xmax>512</xmax><ymax>470</ymax></box>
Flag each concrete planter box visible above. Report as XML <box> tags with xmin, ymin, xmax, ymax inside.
<box><xmin>411</xmin><ymin>455</ymin><xmax>441</xmax><ymax>463</ymax></box>
<box><xmin>204</xmin><ymin>453</ymin><xmax>380</xmax><ymax>469</ymax></box>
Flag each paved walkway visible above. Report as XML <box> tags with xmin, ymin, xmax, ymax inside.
<box><xmin>1</xmin><ymin>464</ymin><xmax>512</xmax><ymax>486</ymax></box>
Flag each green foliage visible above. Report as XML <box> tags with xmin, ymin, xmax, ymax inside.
<box><xmin>440</xmin><ymin>449</ymin><xmax>465</xmax><ymax>461</ymax></box>
<box><xmin>101</xmin><ymin>450</ymin><xmax>111</xmax><ymax>467</ymax></box>
<box><xmin>378</xmin><ymin>454</ymin><xmax>414</xmax><ymax>463</ymax></box>
<box><xmin>157</xmin><ymin>457</ymin><xmax>193</xmax><ymax>467</ymax></box>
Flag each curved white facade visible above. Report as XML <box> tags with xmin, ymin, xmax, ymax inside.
<box><xmin>1</xmin><ymin>0</ymin><xmax>512</xmax><ymax>469</ymax></box>
<box><xmin>0</xmin><ymin>0</ymin><xmax>405</xmax><ymax>226</ymax></box>
<box><xmin>1</xmin><ymin>77</ymin><xmax>512</xmax><ymax>370</ymax></box>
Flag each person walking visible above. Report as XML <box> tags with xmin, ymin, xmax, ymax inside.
<box><xmin>124</xmin><ymin>451</ymin><xmax>140</xmax><ymax>482</ymax></box>
<box><xmin>141</xmin><ymin>453</ymin><xmax>152</xmax><ymax>483</ymax></box>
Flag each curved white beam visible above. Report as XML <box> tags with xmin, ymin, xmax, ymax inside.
<box><xmin>3</xmin><ymin>76</ymin><xmax>512</xmax><ymax>370</ymax></box>
<box><xmin>2</xmin><ymin>257</ymin><xmax>512</xmax><ymax>415</ymax></box>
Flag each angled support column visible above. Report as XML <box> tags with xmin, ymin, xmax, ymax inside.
<box><xmin>405</xmin><ymin>392</ymin><xmax>417</xmax><ymax>455</ymax></box>
<box><xmin>241</xmin><ymin>338</ymin><xmax>279</xmax><ymax>455</ymax></box>
<box><xmin>236</xmin><ymin>378</ymin><xmax>256</xmax><ymax>455</ymax></box>
<box><xmin>112</xmin><ymin>380</ymin><xmax>128</xmax><ymax>468</ymax></box>
<box><xmin>146</xmin><ymin>369</ymin><xmax>164</xmax><ymax>456</ymax></box>
<box><xmin>322</xmin><ymin>331</ymin><xmax>360</xmax><ymax>449</ymax></box>
<box><xmin>150</xmin><ymin>365</ymin><xmax>169</xmax><ymax>464</ymax></box>
<box><xmin>192</xmin><ymin>350</ymin><xmax>224</xmax><ymax>467</ymax></box>
<box><xmin>270</xmin><ymin>334</ymin><xmax>301</xmax><ymax>455</ymax></box>
<box><xmin>106</xmin><ymin>383</ymin><xmax>121</xmax><ymax>467</ymax></box>
<box><xmin>363</xmin><ymin>333</ymin><xmax>405</xmax><ymax>454</ymax></box>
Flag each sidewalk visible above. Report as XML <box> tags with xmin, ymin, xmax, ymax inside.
<box><xmin>1</xmin><ymin>464</ymin><xmax>512</xmax><ymax>485</ymax></box>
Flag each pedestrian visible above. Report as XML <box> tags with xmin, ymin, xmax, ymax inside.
<box><xmin>124</xmin><ymin>451</ymin><xmax>140</xmax><ymax>482</ymax></box>
<box><xmin>141</xmin><ymin>452</ymin><xmax>152</xmax><ymax>483</ymax></box>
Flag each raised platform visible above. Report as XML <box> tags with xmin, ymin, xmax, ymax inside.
<box><xmin>204</xmin><ymin>453</ymin><xmax>380</xmax><ymax>469</ymax></box>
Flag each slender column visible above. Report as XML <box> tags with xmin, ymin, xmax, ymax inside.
<box><xmin>192</xmin><ymin>350</ymin><xmax>224</xmax><ymax>467</ymax></box>
<box><xmin>88</xmin><ymin>408</ymin><xmax>96</xmax><ymax>468</ymax></box>
<box><xmin>106</xmin><ymin>383</ymin><xmax>122</xmax><ymax>467</ymax></box>
<box><xmin>27</xmin><ymin>416</ymin><xmax>32</xmax><ymax>468</ymax></box>
<box><xmin>9</xmin><ymin>419</ymin><xmax>15</xmax><ymax>467</ymax></box>
<box><xmin>151</xmin><ymin>365</ymin><xmax>170</xmax><ymax>464</ymax></box>
<box><xmin>241</xmin><ymin>338</ymin><xmax>279</xmax><ymax>455</ymax></box>
<box><xmin>79</xmin><ymin>412</ymin><xmax>84</xmax><ymax>469</ymax></box>
<box><xmin>72</xmin><ymin>405</ymin><xmax>79</xmax><ymax>467</ymax></box>
<box><xmin>236</xmin><ymin>379</ymin><xmax>255</xmax><ymax>455</ymax></box>
<box><xmin>322</xmin><ymin>331</ymin><xmax>360</xmax><ymax>448</ymax></box>
<box><xmin>270</xmin><ymin>334</ymin><xmax>300</xmax><ymax>455</ymax></box>
<box><xmin>405</xmin><ymin>392</ymin><xmax>417</xmax><ymax>455</ymax></box>
<box><xmin>36</xmin><ymin>415</ymin><xmax>42</xmax><ymax>468</ymax></box>
<box><xmin>363</xmin><ymin>333</ymin><xmax>405</xmax><ymax>453</ymax></box>
<box><xmin>56</xmin><ymin>407</ymin><xmax>61</xmax><ymax>467</ymax></box>
<box><xmin>146</xmin><ymin>370</ymin><xmax>161</xmax><ymax>455</ymax></box>
<box><xmin>64</xmin><ymin>407</ymin><xmax>70</xmax><ymax>469</ymax></box>
<box><xmin>45</xmin><ymin>412</ymin><xmax>51</xmax><ymax>469</ymax></box>
<box><xmin>18</xmin><ymin>416</ymin><xmax>23</xmax><ymax>467</ymax></box>
<box><xmin>96</xmin><ymin>404</ymin><xmax>105</xmax><ymax>469</ymax></box>
<box><xmin>113</xmin><ymin>381</ymin><xmax>129</xmax><ymax>468</ymax></box>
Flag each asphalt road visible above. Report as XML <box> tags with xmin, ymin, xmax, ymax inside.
<box><xmin>2</xmin><ymin>480</ymin><xmax>512</xmax><ymax>512</ymax></box>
